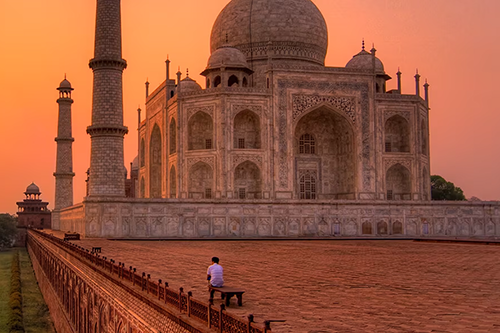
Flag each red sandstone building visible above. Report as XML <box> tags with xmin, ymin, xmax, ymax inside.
<box><xmin>16</xmin><ymin>183</ymin><xmax>51</xmax><ymax>245</ymax></box>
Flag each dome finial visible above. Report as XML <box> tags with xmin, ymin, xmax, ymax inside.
<box><xmin>186</xmin><ymin>68</ymin><xmax>189</xmax><ymax>77</ymax></box>
<box><xmin>64</xmin><ymin>73</ymin><xmax>67</xmax><ymax>79</ymax></box>
<box><xmin>362</xmin><ymin>39</ymin><xmax>365</xmax><ymax>51</ymax></box>
<box><xmin>225</xmin><ymin>33</ymin><xmax>229</xmax><ymax>44</ymax></box>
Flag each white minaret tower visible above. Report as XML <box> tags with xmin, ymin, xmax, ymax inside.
<box><xmin>87</xmin><ymin>0</ymin><xmax>128</xmax><ymax>197</ymax></box>
<box><xmin>53</xmin><ymin>77</ymin><xmax>75</xmax><ymax>230</ymax></box>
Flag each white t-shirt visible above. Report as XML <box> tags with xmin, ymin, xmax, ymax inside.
<box><xmin>207</xmin><ymin>263</ymin><xmax>224</xmax><ymax>287</ymax></box>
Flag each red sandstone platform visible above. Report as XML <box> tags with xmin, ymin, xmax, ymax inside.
<box><xmin>45</xmin><ymin>230</ymin><xmax>500</xmax><ymax>332</ymax></box>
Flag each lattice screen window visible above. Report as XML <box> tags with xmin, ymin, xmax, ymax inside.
<box><xmin>205</xmin><ymin>139</ymin><xmax>212</xmax><ymax>150</ymax></box>
<box><xmin>299</xmin><ymin>134</ymin><xmax>315</xmax><ymax>154</ymax></box>
<box><xmin>385</xmin><ymin>142</ymin><xmax>392</xmax><ymax>152</ymax></box>
<box><xmin>238</xmin><ymin>138</ymin><xmax>245</xmax><ymax>149</ymax></box>
<box><xmin>387</xmin><ymin>190</ymin><xmax>393</xmax><ymax>200</ymax></box>
<box><xmin>299</xmin><ymin>174</ymin><xmax>316</xmax><ymax>199</ymax></box>
<box><xmin>205</xmin><ymin>188</ymin><xmax>212</xmax><ymax>199</ymax></box>
<box><xmin>238</xmin><ymin>188</ymin><xmax>246</xmax><ymax>199</ymax></box>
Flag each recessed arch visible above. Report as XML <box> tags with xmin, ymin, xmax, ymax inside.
<box><xmin>233</xmin><ymin>110</ymin><xmax>261</xmax><ymax>149</ymax></box>
<box><xmin>242</xmin><ymin>77</ymin><xmax>248</xmax><ymax>87</ymax></box>
<box><xmin>228</xmin><ymin>75</ymin><xmax>239</xmax><ymax>87</ymax></box>
<box><xmin>169</xmin><ymin>118</ymin><xmax>177</xmax><ymax>155</ymax></box>
<box><xmin>188</xmin><ymin>162</ymin><xmax>213</xmax><ymax>199</ymax></box>
<box><xmin>188</xmin><ymin>112</ymin><xmax>213</xmax><ymax>150</ymax></box>
<box><xmin>234</xmin><ymin>161</ymin><xmax>262</xmax><ymax>199</ymax></box>
<box><xmin>377</xmin><ymin>221</ymin><xmax>388</xmax><ymax>235</ymax></box>
<box><xmin>421</xmin><ymin>120</ymin><xmax>428</xmax><ymax>155</ymax></box>
<box><xmin>140</xmin><ymin>138</ymin><xmax>145</xmax><ymax>167</ymax></box>
<box><xmin>422</xmin><ymin>166</ymin><xmax>429</xmax><ymax>200</ymax></box>
<box><xmin>213</xmin><ymin>75</ymin><xmax>221</xmax><ymax>88</ymax></box>
<box><xmin>386</xmin><ymin>163</ymin><xmax>411</xmax><ymax>200</ymax></box>
<box><xmin>393</xmin><ymin>221</ymin><xmax>403</xmax><ymax>234</ymax></box>
<box><xmin>149</xmin><ymin>124</ymin><xmax>162</xmax><ymax>198</ymax></box>
<box><xmin>294</xmin><ymin>105</ymin><xmax>356</xmax><ymax>199</ymax></box>
<box><xmin>169</xmin><ymin>166</ymin><xmax>176</xmax><ymax>198</ymax></box>
<box><xmin>362</xmin><ymin>221</ymin><xmax>373</xmax><ymax>235</ymax></box>
<box><xmin>385</xmin><ymin>115</ymin><xmax>410</xmax><ymax>152</ymax></box>
<box><xmin>140</xmin><ymin>177</ymin><xmax>145</xmax><ymax>198</ymax></box>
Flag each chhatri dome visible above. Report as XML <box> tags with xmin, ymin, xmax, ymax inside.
<box><xmin>25</xmin><ymin>182</ymin><xmax>40</xmax><ymax>194</ymax></box>
<box><xmin>346</xmin><ymin>42</ymin><xmax>386</xmax><ymax>74</ymax></box>
<box><xmin>210</xmin><ymin>0</ymin><xmax>328</xmax><ymax>66</ymax></box>
<box><xmin>207</xmin><ymin>46</ymin><xmax>250</xmax><ymax>70</ymax></box>
<box><xmin>179</xmin><ymin>73</ymin><xmax>202</xmax><ymax>92</ymax></box>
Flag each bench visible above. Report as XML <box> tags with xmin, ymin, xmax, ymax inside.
<box><xmin>64</xmin><ymin>232</ymin><xmax>80</xmax><ymax>241</ymax></box>
<box><xmin>91</xmin><ymin>247</ymin><xmax>102</xmax><ymax>253</ymax></box>
<box><xmin>209</xmin><ymin>286</ymin><xmax>245</xmax><ymax>306</ymax></box>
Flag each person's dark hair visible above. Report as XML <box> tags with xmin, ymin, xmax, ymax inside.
<box><xmin>212</xmin><ymin>257</ymin><xmax>219</xmax><ymax>263</ymax></box>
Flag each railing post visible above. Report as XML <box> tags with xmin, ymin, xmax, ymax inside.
<box><xmin>208</xmin><ymin>303</ymin><xmax>212</xmax><ymax>328</ymax></box>
<box><xmin>118</xmin><ymin>262</ymin><xmax>122</xmax><ymax>278</ymax></box>
<box><xmin>158</xmin><ymin>279</ymin><xmax>162</xmax><ymax>300</ymax></box>
<box><xmin>146</xmin><ymin>274</ymin><xmax>151</xmax><ymax>294</ymax></box>
<box><xmin>219</xmin><ymin>304</ymin><xmax>225</xmax><ymax>333</ymax></box>
<box><xmin>264</xmin><ymin>321</ymin><xmax>271</xmax><ymax>332</ymax></box>
<box><xmin>247</xmin><ymin>314</ymin><xmax>254</xmax><ymax>333</ymax></box>
<box><xmin>187</xmin><ymin>291</ymin><xmax>192</xmax><ymax>317</ymax></box>
<box><xmin>132</xmin><ymin>268</ymin><xmax>136</xmax><ymax>286</ymax></box>
<box><xmin>164</xmin><ymin>282</ymin><xmax>169</xmax><ymax>304</ymax></box>
<box><xmin>142</xmin><ymin>272</ymin><xmax>146</xmax><ymax>291</ymax></box>
<box><xmin>179</xmin><ymin>287</ymin><xmax>184</xmax><ymax>312</ymax></box>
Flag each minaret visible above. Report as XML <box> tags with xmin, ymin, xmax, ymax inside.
<box><xmin>87</xmin><ymin>0</ymin><xmax>128</xmax><ymax>197</ymax></box>
<box><xmin>54</xmin><ymin>76</ymin><xmax>75</xmax><ymax>210</ymax></box>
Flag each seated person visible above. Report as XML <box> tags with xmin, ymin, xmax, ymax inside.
<box><xmin>207</xmin><ymin>256</ymin><xmax>224</xmax><ymax>288</ymax></box>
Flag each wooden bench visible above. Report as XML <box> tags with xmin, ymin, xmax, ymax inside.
<box><xmin>64</xmin><ymin>232</ymin><xmax>80</xmax><ymax>241</ymax></box>
<box><xmin>209</xmin><ymin>286</ymin><xmax>245</xmax><ymax>306</ymax></box>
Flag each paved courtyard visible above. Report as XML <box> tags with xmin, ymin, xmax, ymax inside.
<box><xmin>65</xmin><ymin>236</ymin><xmax>500</xmax><ymax>332</ymax></box>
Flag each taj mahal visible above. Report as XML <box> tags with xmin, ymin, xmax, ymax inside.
<box><xmin>52</xmin><ymin>0</ymin><xmax>500</xmax><ymax>239</ymax></box>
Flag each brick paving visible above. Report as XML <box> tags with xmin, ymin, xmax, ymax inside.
<box><xmin>59</xmin><ymin>234</ymin><xmax>500</xmax><ymax>332</ymax></box>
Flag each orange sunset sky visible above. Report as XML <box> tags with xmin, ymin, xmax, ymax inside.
<box><xmin>1</xmin><ymin>0</ymin><xmax>499</xmax><ymax>214</ymax></box>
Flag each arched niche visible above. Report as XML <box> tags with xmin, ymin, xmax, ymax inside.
<box><xmin>169</xmin><ymin>166</ymin><xmax>176</xmax><ymax>198</ymax></box>
<box><xmin>362</xmin><ymin>221</ymin><xmax>373</xmax><ymax>235</ymax></box>
<box><xmin>188</xmin><ymin>162</ymin><xmax>213</xmax><ymax>199</ymax></box>
<box><xmin>149</xmin><ymin>124</ymin><xmax>162</xmax><ymax>198</ymax></box>
<box><xmin>421</xmin><ymin>120</ymin><xmax>428</xmax><ymax>155</ymax></box>
<box><xmin>385</xmin><ymin>115</ymin><xmax>410</xmax><ymax>152</ymax></box>
<box><xmin>228</xmin><ymin>75</ymin><xmax>239</xmax><ymax>87</ymax></box>
<box><xmin>386</xmin><ymin>163</ymin><xmax>411</xmax><ymax>200</ymax></box>
<box><xmin>213</xmin><ymin>76</ymin><xmax>221</xmax><ymax>88</ymax></box>
<box><xmin>393</xmin><ymin>221</ymin><xmax>403</xmax><ymax>234</ymax></box>
<box><xmin>422</xmin><ymin>166</ymin><xmax>429</xmax><ymax>200</ymax></box>
<box><xmin>294</xmin><ymin>106</ymin><xmax>356</xmax><ymax>199</ymax></box>
<box><xmin>234</xmin><ymin>161</ymin><xmax>262</xmax><ymax>199</ymax></box>
<box><xmin>169</xmin><ymin>118</ymin><xmax>177</xmax><ymax>155</ymax></box>
<box><xmin>188</xmin><ymin>112</ymin><xmax>213</xmax><ymax>150</ymax></box>
<box><xmin>140</xmin><ymin>138</ymin><xmax>145</xmax><ymax>167</ymax></box>
<box><xmin>233</xmin><ymin>110</ymin><xmax>261</xmax><ymax>149</ymax></box>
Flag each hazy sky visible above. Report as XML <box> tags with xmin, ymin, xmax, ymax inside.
<box><xmin>1</xmin><ymin>0</ymin><xmax>499</xmax><ymax>213</ymax></box>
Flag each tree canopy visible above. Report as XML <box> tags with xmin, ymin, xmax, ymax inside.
<box><xmin>431</xmin><ymin>175</ymin><xmax>466</xmax><ymax>201</ymax></box>
<box><xmin>0</xmin><ymin>214</ymin><xmax>17</xmax><ymax>250</ymax></box>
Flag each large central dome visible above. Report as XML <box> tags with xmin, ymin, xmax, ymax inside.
<box><xmin>210</xmin><ymin>0</ymin><xmax>328</xmax><ymax>66</ymax></box>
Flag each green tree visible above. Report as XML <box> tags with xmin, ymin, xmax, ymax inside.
<box><xmin>0</xmin><ymin>214</ymin><xmax>17</xmax><ymax>250</ymax></box>
<box><xmin>431</xmin><ymin>175</ymin><xmax>466</xmax><ymax>201</ymax></box>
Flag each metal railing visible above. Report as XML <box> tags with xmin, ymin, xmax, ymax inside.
<box><xmin>30</xmin><ymin>229</ymin><xmax>279</xmax><ymax>333</ymax></box>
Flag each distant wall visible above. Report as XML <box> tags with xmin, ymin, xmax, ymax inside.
<box><xmin>58</xmin><ymin>203</ymin><xmax>85</xmax><ymax>235</ymax></box>
<box><xmin>60</xmin><ymin>198</ymin><xmax>500</xmax><ymax>239</ymax></box>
